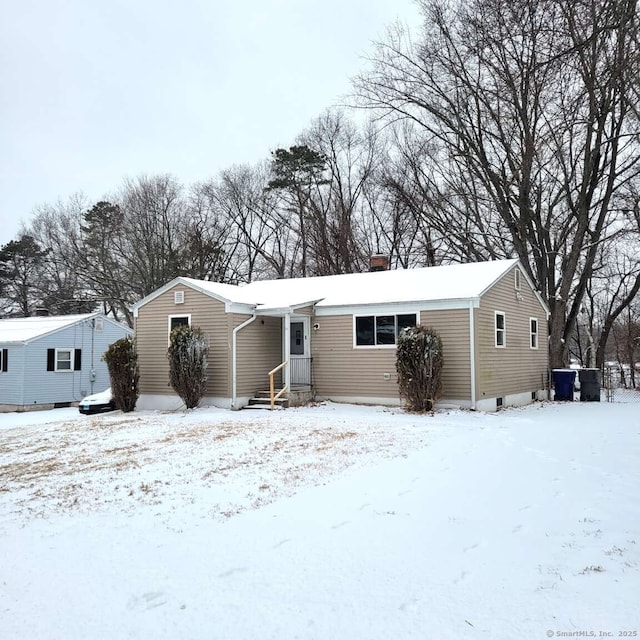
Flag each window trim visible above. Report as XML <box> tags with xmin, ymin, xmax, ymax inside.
<box><xmin>0</xmin><ymin>348</ymin><xmax>7</xmax><ymax>373</ymax></box>
<box><xmin>55</xmin><ymin>348</ymin><xmax>74</xmax><ymax>372</ymax></box>
<box><xmin>530</xmin><ymin>317</ymin><xmax>539</xmax><ymax>350</ymax></box>
<box><xmin>353</xmin><ymin>312</ymin><xmax>419</xmax><ymax>349</ymax></box>
<box><xmin>495</xmin><ymin>311</ymin><xmax>506</xmax><ymax>348</ymax></box>
<box><xmin>168</xmin><ymin>314</ymin><xmax>191</xmax><ymax>344</ymax></box>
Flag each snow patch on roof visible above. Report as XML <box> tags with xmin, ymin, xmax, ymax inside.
<box><xmin>236</xmin><ymin>259</ymin><xmax>519</xmax><ymax>309</ymax></box>
<box><xmin>0</xmin><ymin>314</ymin><xmax>98</xmax><ymax>344</ymax></box>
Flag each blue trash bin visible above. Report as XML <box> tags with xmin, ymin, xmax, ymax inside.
<box><xmin>552</xmin><ymin>369</ymin><xmax>576</xmax><ymax>401</ymax></box>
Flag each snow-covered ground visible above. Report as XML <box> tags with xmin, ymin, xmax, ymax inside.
<box><xmin>1</xmin><ymin>401</ymin><xmax>638</xmax><ymax>639</ymax></box>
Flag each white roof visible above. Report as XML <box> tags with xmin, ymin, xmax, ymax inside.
<box><xmin>238</xmin><ymin>259</ymin><xmax>520</xmax><ymax>310</ymax></box>
<box><xmin>0</xmin><ymin>313</ymin><xmax>100</xmax><ymax>344</ymax></box>
<box><xmin>137</xmin><ymin>259</ymin><xmax>526</xmax><ymax>314</ymax></box>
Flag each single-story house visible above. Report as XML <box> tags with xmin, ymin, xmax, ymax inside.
<box><xmin>133</xmin><ymin>258</ymin><xmax>550</xmax><ymax>412</ymax></box>
<box><xmin>0</xmin><ymin>313</ymin><xmax>133</xmax><ymax>412</ymax></box>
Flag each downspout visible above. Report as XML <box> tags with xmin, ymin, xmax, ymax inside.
<box><xmin>469</xmin><ymin>301</ymin><xmax>477</xmax><ymax>410</ymax></box>
<box><xmin>231</xmin><ymin>312</ymin><xmax>257</xmax><ymax>410</ymax></box>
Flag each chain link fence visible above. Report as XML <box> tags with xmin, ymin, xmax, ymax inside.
<box><xmin>603</xmin><ymin>366</ymin><xmax>640</xmax><ymax>403</ymax></box>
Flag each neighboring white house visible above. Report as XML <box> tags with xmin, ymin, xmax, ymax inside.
<box><xmin>0</xmin><ymin>313</ymin><xmax>132</xmax><ymax>412</ymax></box>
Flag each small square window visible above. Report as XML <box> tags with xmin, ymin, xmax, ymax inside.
<box><xmin>168</xmin><ymin>315</ymin><xmax>190</xmax><ymax>343</ymax></box>
<box><xmin>56</xmin><ymin>349</ymin><xmax>72</xmax><ymax>371</ymax></box>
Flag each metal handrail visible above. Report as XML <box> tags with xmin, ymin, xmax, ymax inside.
<box><xmin>269</xmin><ymin>359</ymin><xmax>289</xmax><ymax>410</ymax></box>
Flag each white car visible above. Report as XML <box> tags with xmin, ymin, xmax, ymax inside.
<box><xmin>79</xmin><ymin>388</ymin><xmax>116</xmax><ymax>415</ymax></box>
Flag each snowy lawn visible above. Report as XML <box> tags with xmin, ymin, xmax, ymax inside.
<box><xmin>0</xmin><ymin>401</ymin><xmax>638</xmax><ymax>639</ymax></box>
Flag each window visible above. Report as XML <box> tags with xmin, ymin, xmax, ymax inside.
<box><xmin>168</xmin><ymin>315</ymin><xmax>190</xmax><ymax>342</ymax></box>
<box><xmin>0</xmin><ymin>348</ymin><xmax>7</xmax><ymax>373</ymax></box>
<box><xmin>56</xmin><ymin>349</ymin><xmax>73</xmax><ymax>371</ymax></box>
<box><xmin>530</xmin><ymin>318</ymin><xmax>539</xmax><ymax>349</ymax></box>
<box><xmin>47</xmin><ymin>348</ymin><xmax>82</xmax><ymax>372</ymax></box>
<box><xmin>354</xmin><ymin>313</ymin><xmax>417</xmax><ymax>347</ymax></box>
<box><xmin>495</xmin><ymin>311</ymin><xmax>506</xmax><ymax>347</ymax></box>
<box><xmin>514</xmin><ymin>268</ymin><xmax>521</xmax><ymax>291</ymax></box>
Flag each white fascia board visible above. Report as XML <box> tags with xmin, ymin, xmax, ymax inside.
<box><xmin>133</xmin><ymin>277</ymin><xmax>235</xmax><ymax>316</ymax></box>
<box><xmin>225</xmin><ymin>301</ymin><xmax>258</xmax><ymax>314</ymax></box>
<box><xmin>255</xmin><ymin>307</ymin><xmax>294</xmax><ymax>316</ymax></box>
<box><xmin>314</xmin><ymin>298</ymin><xmax>480</xmax><ymax>317</ymax></box>
<box><xmin>132</xmin><ymin>277</ymin><xmax>184</xmax><ymax>316</ymax></box>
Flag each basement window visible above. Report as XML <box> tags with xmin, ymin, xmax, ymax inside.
<box><xmin>354</xmin><ymin>313</ymin><xmax>417</xmax><ymax>347</ymax></box>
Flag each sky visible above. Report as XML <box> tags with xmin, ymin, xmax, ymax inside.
<box><xmin>0</xmin><ymin>0</ymin><xmax>421</xmax><ymax>247</ymax></box>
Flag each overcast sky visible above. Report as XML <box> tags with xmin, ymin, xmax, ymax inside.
<box><xmin>0</xmin><ymin>0</ymin><xmax>420</xmax><ymax>246</ymax></box>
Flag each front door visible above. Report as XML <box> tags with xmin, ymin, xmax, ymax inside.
<box><xmin>289</xmin><ymin>317</ymin><xmax>311</xmax><ymax>386</ymax></box>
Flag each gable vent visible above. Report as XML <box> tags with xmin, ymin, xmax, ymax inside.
<box><xmin>94</xmin><ymin>318</ymin><xmax>103</xmax><ymax>332</ymax></box>
<box><xmin>174</xmin><ymin>290</ymin><xmax>185</xmax><ymax>304</ymax></box>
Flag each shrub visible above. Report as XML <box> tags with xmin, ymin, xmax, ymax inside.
<box><xmin>168</xmin><ymin>325</ymin><xmax>209</xmax><ymax>409</ymax></box>
<box><xmin>103</xmin><ymin>336</ymin><xmax>139</xmax><ymax>412</ymax></box>
<box><xmin>396</xmin><ymin>325</ymin><xmax>443</xmax><ymax>412</ymax></box>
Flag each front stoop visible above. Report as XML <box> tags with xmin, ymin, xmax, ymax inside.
<box><xmin>245</xmin><ymin>390</ymin><xmax>288</xmax><ymax>410</ymax></box>
<box><xmin>243</xmin><ymin>387</ymin><xmax>316</xmax><ymax>410</ymax></box>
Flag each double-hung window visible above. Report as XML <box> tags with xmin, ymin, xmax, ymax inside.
<box><xmin>46</xmin><ymin>348</ymin><xmax>81</xmax><ymax>372</ymax></box>
<box><xmin>495</xmin><ymin>311</ymin><xmax>506</xmax><ymax>348</ymax></box>
<box><xmin>56</xmin><ymin>349</ymin><xmax>73</xmax><ymax>371</ymax></box>
<box><xmin>530</xmin><ymin>318</ymin><xmax>539</xmax><ymax>349</ymax></box>
<box><xmin>354</xmin><ymin>313</ymin><xmax>417</xmax><ymax>347</ymax></box>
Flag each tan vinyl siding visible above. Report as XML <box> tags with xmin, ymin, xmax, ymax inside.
<box><xmin>476</xmin><ymin>268</ymin><xmax>549</xmax><ymax>399</ymax></box>
<box><xmin>136</xmin><ymin>285</ymin><xmax>231</xmax><ymax>397</ymax></box>
<box><xmin>312</xmin><ymin>308</ymin><xmax>471</xmax><ymax>401</ymax></box>
<box><xmin>235</xmin><ymin>315</ymin><xmax>283</xmax><ymax>396</ymax></box>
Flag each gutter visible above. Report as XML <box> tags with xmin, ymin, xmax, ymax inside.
<box><xmin>231</xmin><ymin>312</ymin><xmax>257</xmax><ymax>410</ymax></box>
<box><xmin>469</xmin><ymin>301</ymin><xmax>477</xmax><ymax>410</ymax></box>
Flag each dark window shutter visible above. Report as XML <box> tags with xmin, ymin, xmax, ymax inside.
<box><xmin>1</xmin><ymin>349</ymin><xmax>7</xmax><ymax>372</ymax></box>
<box><xmin>74</xmin><ymin>349</ymin><xmax>82</xmax><ymax>371</ymax></box>
<box><xmin>47</xmin><ymin>349</ymin><xmax>55</xmax><ymax>371</ymax></box>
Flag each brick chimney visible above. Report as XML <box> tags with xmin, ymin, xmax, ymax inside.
<box><xmin>369</xmin><ymin>254</ymin><xmax>390</xmax><ymax>272</ymax></box>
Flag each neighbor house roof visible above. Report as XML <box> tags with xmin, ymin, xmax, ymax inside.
<box><xmin>134</xmin><ymin>258</ymin><xmax>549</xmax><ymax>315</ymax></box>
<box><xmin>0</xmin><ymin>313</ymin><xmax>129</xmax><ymax>345</ymax></box>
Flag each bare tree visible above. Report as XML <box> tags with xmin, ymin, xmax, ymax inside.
<box><xmin>355</xmin><ymin>0</ymin><xmax>640</xmax><ymax>366</ymax></box>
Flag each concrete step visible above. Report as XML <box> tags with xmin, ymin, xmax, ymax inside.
<box><xmin>245</xmin><ymin>396</ymin><xmax>288</xmax><ymax>410</ymax></box>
